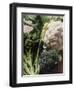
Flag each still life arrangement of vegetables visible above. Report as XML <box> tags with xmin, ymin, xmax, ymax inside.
<box><xmin>22</xmin><ymin>14</ymin><xmax>63</xmax><ymax>75</ymax></box>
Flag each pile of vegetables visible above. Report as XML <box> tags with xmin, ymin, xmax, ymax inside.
<box><xmin>22</xmin><ymin>14</ymin><xmax>63</xmax><ymax>75</ymax></box>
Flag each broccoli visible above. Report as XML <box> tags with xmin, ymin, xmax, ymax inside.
<box><xmin>39</xmin><ymin>49</ymin><xmax>60</xmax><ymax>74</ymax></box>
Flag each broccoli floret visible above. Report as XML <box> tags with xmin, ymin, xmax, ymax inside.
<box><xmin>39</xmin><ymin>49</ymin><xmax>60</xmax><ymax>74</ymax></box>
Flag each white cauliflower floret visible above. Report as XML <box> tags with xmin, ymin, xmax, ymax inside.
<box><xmin>23</xmin><ymin>19</ymin><xmax>33</xmax><ymax>33</ymax></box>
<box><xmin>23</xmin><ymin>25</ymin><xmax>33</xmax><ymax>33</ymax></box>
<box><xmin>42</xmin><ymin>21</ymin><xmax>63</xmax><ymax>51</ymax></box>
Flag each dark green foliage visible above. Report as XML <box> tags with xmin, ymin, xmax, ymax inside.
<box><xmin>39</xmin><ymin>49</ymin><xmax>60</xmax><ymax>74</ymax></box>
<box><xmin>23</xmin><ymin>15</ymin><xmax>44</xmax><ymax>55</ymax></box>
<box><xmin>23</xmin><ymin>15</ymin><xmax>45</xmax><ymax>75</ymax></box>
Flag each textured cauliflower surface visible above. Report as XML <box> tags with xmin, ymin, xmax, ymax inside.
<box><xmin>42</xmin><ymin>21</ymin><xmax>63</xmax><ymax>51</ymax></box>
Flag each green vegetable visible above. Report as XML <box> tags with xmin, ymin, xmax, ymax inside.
<box><xmin>22</xmin><ymin>14</ymin><xmax>63</xmax><ymax>75</ymax></box>
<box><xmin>39</xmin><ymin>49</ymin><xmax>60</xmax><ymax>74</ymax></box>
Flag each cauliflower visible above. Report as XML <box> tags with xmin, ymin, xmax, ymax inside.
<box><xmin>42</xmin><ymin>21</ymin><xmax>63</xmax><ymax>51</ymax></box>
